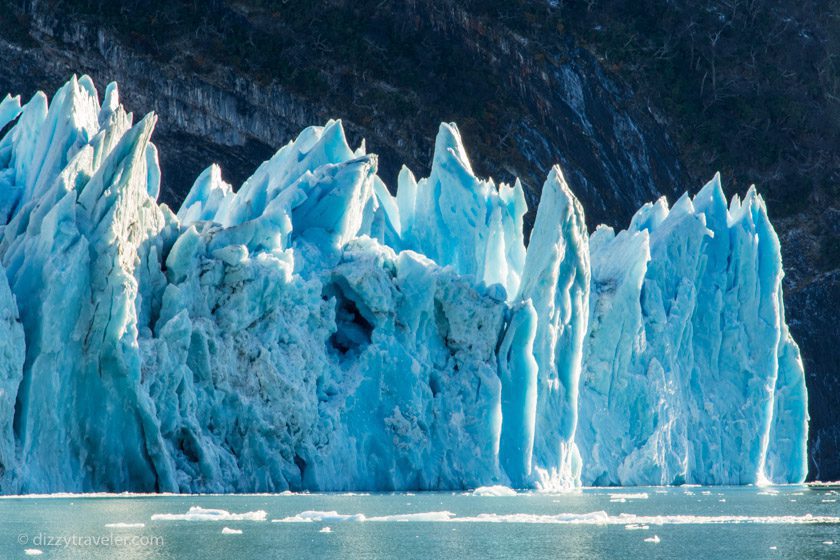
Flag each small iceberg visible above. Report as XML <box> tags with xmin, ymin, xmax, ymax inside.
<box><xmin>151</xmin><ymin>507</ymin><xmax>267</xmax><ymax>521</ymax></box>
<box><xmin>472</xmin><ymin>486</ymin><xmax>517</xmax><ymax>497</ymax></box>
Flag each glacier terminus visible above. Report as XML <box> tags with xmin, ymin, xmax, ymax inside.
<box><xmin>0</xmin><ymin>77</ymin><xmax>808</xmax><ymax>493</ymax></box>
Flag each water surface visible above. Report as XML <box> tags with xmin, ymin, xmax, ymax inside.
<box><xmin>1</xmin><ymin>484</ymin><xmax>839</xmax><ymax>559</ymax></box>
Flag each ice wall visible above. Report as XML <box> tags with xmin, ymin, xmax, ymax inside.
<box><xmin>0</xmin><ymin>260</ymin><xmax>23</xmax><ymax>490</ymax></box>
<box><xmin>0</xmin><ymin>77</ymin><xmax>808</xmax><ymax>492</ymax></box>
<box><xmin>577</xmin><ymin>175</ymin><xmax>809</xmax><ymax>485</ymax></box>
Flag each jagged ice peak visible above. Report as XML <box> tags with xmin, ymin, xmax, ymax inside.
<box><xmin>0</xmin><ymin>76</ymin><xmax>807</xmax><ymax>493</ymax></box>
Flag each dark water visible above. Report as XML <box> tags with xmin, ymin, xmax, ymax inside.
<box><xmin>1</xmin><ymin>484</ymin><xmax>839</xmax><ymax>559</ymax></box>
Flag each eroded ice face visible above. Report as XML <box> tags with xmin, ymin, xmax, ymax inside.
<box><xmin>0</xmin><ymin>76</ymin><xmax>806</xmax><ymax>494</ymax></box>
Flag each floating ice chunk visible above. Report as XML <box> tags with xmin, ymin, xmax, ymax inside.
<box><xmin>471</xmin><ymin>486</ymin><xmax>517</xmax><ymax>497</ymax></box>
<box><xmin>272</xmin><ymin>510</ymin><xmax>840</xmax><ymax>525</ymax></box>
<box><xmin>105</xmin><ymin>522</ymin><xmax>146</xmax><ymax>528</ymax></box>
<box><xmin>609</xmin><ymin>493</ymin><xmax>648</xmax><ymax>500</ymax></box>
<box><xmin>221</xmin><ymin>527</ymin><xmax>243</xmax><ymax>535</ymax></box>
<box><xmin>151</xmin><ymin>507</ymin><xmax>267</xmax><ymax>521</ymax></box>
<box><xmin>274</xmin><ymin>511</ymin><xmax>459</xmax><ymax>523</ymax></box>
<box><xmin>23</xmin><ymin>550</ymin><xmax>43</xmax><ymax>556</ymax></box>
<box><xmin>319</xmin><ymin>527</ymin><xmax>332</xmax><ymax>533</ymax></box>
<box><xmin>273</xmin><ymin>511</ymin><xmax>367</xmax><ymax>523</ymax></box>
<box><xmin>457</xmin><ymin>512</ymin><xmax>610</xmax><ymax>524</ymax></box>
<box><xmin>370</xmin><ymin>512</ymin><xmax>457</xmax><ymax>522</ymax></box>
<box><xmin>625</xmin><ymin>524</ymin><xmax>649</xmax><ymax>530</ymax></box>
<box><xmin>644</xmin><ymin>535</ymin><xmax>661</xmax><ymax>543</ymax></box>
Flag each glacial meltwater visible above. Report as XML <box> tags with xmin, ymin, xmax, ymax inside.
<box><xmin>1</xmin><ymin>485</ymin><xmax>838</xmax><ymax>559</ymax></box>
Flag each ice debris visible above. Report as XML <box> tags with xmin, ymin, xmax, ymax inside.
<box><xmin>151</xmin><ymin>507</ymin><xmax>267</xmax><ymax>521</ymax></box>
<box><xmin>270</xmin><ymin>511</ymin><xmax>840</xmax><ymax>525</ymax></box>
<box><xmin>471</xmin><ymin>486</ymin><xmax>517</xmax><ymax>497</ymax></box>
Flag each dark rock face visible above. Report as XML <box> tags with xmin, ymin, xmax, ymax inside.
<box><xmin>0</xmin><ymin>0</ymin><xmax>837</xmax><ymax>479</ymax></box>
<box><xmin>0</xmin><ymin>0</ymin><xmax>683</xmax><ymax>226</ymax></box>
<box><xmin>779</xmin><ymin>221</ymin><xmax>840</xmax><ymax>481</ymax></box>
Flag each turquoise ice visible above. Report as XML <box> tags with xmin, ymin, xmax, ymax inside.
<box><xmin>0</xmin><ymin>77</ymin><xmax>807</xmax><ymax>492</ymax></box>
<box><xmin>577</xmin><ymin>176</ymin><xmax>808</xmax><ymax>485</ymax></box>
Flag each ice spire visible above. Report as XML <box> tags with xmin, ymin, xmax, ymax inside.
<box><xmin>396</xmin><ymin>123</ymin><xmax>526</xmax><ymax>299</ymax></box>
<box><xmin>516</xmin><ymin>166</ymin><xmax>590</xmax><ymax>489</ymax></box>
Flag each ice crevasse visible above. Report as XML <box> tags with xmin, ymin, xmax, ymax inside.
<box><xmin>0</xmin><ymin>77</ymin><xmax>808</xmax><ymax>492</ymax></box>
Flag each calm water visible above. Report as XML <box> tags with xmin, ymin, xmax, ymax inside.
<box><xmin>1</xmin><ymin>485</ymin><xmax>839</xmax><ymax>559</ymax></box>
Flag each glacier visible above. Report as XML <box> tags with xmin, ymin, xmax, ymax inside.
<box><xmin>0</xmin><ymin>77</ymin><xmax>807</xmax><ymax>493</ymax></box>
<box><xmin>576</xmin><ymin>177</ymin><xmax>809</xmax><ymax>486</ymax></box>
